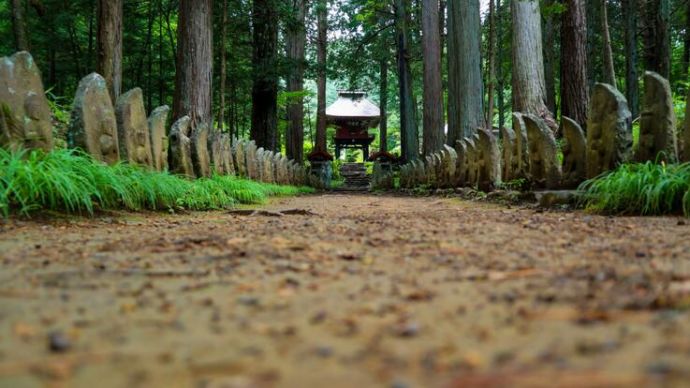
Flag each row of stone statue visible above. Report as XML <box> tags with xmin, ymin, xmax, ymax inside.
<box><xmin>400</xmin><ymin>71</ymin><xmax>684</xmax><ymax>192</ymax></box>
<box><xmin>0</xmin><ymin>51</ymin><xmax>306</xmax><ymax>186</ymax></box>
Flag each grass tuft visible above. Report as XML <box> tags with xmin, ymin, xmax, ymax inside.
<box><xmin>579</xmin><ymin>162</ymin><xmax>690</xmax><ymax>217</ymax></box>
<box><xmin>0</xmin><ymin>148</ymin><xmax>313</xmax><ymax>217</ymax></box>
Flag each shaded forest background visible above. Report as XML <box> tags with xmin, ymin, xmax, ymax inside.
<box><xmin>1</xmin><ymin>0</ymin><xmax>689</xmax><ymax>158</ymax></box>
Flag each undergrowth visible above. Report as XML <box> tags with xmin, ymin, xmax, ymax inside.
<box><xmin>0</xmin><ymin>148</ymin><xmax>313</xmax><ymax>217</ymax></box>
<box><xmin>579</xmin><ymin>162</ymin><xmax>690</xmax><ymax>217</ymax></box>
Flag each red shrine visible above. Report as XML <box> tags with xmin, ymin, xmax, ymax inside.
<box><xmin>326</xmin><ymin>91</ymin><xmax>381</xmax><ymax>161</ymax></box>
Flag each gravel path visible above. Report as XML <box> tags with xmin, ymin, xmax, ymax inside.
<box><xmin>1</xmin><ymin>194</ymin><xmax>689</xmax><ymax>387</ymax></box>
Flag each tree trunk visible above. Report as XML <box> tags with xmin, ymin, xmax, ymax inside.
<box><xmin>561</xmin><ymin>0</ymin><xmax>589</xmax><ymax>128</ymax></box>
<box><xmin>395</xmin><ymin>0</ymin><xmax>419</xmax><ymax>161</ymax></box>
<box><xmin>623</xmin><ymin>0</ymin><xmax>639</xmax><ymax>119</ymax></box>
<box><xmin>315</xmin><ymin>0</ymin><xmax>328</xmax><ymax>154</ymax></box>
<box><xmin>601</xmin><ymin>0</ymin><xmax>616</xmax><ymax>87</ymax></box>
<box><xmin>447</xmin><ymin>0</ymin><xmax>484</xmax><ymax>143</ymax></box>
<box><xmin>218</xmin><ymin>0</ymin><xmax>228</xmax><ymax>130</ymax></box>
<box><xmin>380</xmin><ymin>57</ymin><xmax>388</xmax><ymax>153</ymax></box>
<box><xmin>286</xmin><ymin>0</ymin><xmax>307</xmax><ymax>163</ymax></box>
<box><xmin>422</xmin><ymin>0</ymin><xmax>444</xmax><ymax>155</ymax></box>
<box><xmin>496</xmin><ymin>0</ymin><xmax>505</xmax><ymax>129</ymax></box>
<box><xmin>251</xmin><ymin>0</ymin><xmax>278</xmax><ymax>151</ymax></box>
<box><xmin>684</xmin><ymin>1</ymin><xmax>690</xmax><ymax>81</ymax></box>
<box><xmin>97</xmin><ymin>0</ymin><xmax>123</xmax><ymax>103</ymax></box>
<box><xmin>11</xmin><ymin>0</ymin><xmax>30</xmax><ymax>51</ymax></box>
<box><xmin>642</xmin><ymin>0</ymin><xmax>670</xmax><ymax>80</ymax></box>
<box><xmin>486</xmin><ymin>0</ymin><xmax>496</xmax><ymax>127</ymax></box>
<box><xmin>173</xmin><ymin>0</ymin><xmax>213</xmax><ymax>129</ymax></box>
<box><xmin>511</xmin><ymin>0</ymin><xmax>556</xmax><ymax>129</ymax></box>
<box><xmin>542</xmin><ymin>0</ymin><xmax>557</xmax><ymax>116</ymax></box>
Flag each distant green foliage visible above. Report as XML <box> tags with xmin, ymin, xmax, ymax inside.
<box><xmin>0</xmin><ymin>148</ymin><xmax>313</xmax><ymax>217</ymax></box>
<box><xmin>580</xmin><ymin>162</ymin><xmax>690</xmax><ymax>217</ymax></box>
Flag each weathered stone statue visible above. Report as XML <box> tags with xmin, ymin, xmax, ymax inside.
<box><xmin>221</xmin><ymin>134</ymin><xmax>235</xmax><ymax>175</ymax></box>
<box><xmin>191</xmin><ymin>123</ymin><xmax>211</xmax><ymax>177</ymax></box>
<box><xmin>476</xmin><ymin>129</ymin><xmax>501</xmax><ymax>191</ymax></box>
<box><xmin>500</xmin><ymin>126</ymin><xmax>519</xmax><ymax>182</ymax></box>
<box><xmin>169</xmin><ymin>116</ymin><xmax>194</xmax><ymax>178</ymax></box>
<box><xmin>636</xmin><ymin>71</ymin><xmax>678</xmax><ymax>163</ymax></box>
<box><xmin>465</xmin><ymin>137</ymin><xmax>478</xmax><ymax>187</ymax></box>
<box><xmin>561</xmin><ymin>116</ymin><xmax>587</xmax><ymax>189</ymax></box>
<box><xmin>441</xmin><ymin>145</ymin><xmax>457</xmax><ymax>188</ymax></box>
<box><xmin>245</xmin><ymin>141</ymin><xmax>258</xmax><ymax>179</ymax></box>
<box><xmin>148</xmin><ymin>105</ymin><xmax>170</xmax><ymax>171</ymax></box>
<box><xmin>0</xmin><ymin>52</ymin><xmax>54</xmax><ymax>151</ymax></box>
<box><xmin>234</xmin><ymin>139</ymin><xmax>246</xmax><ymax>177</ymax></box>
<box><xmin>263</xmin><ymin>150</ymin><xmax>275</xmax><ymax>183</ymax></box>
<box><xmin>454</xmin><ymin>140</ymin><xmax>468</xmax><ymax>186</ymax></box>
<box><xmin>511</xmin><ymin>112</ymin><xmax>529</xmax><ymax>177</ymax></box>
<box><xmin>210</xmin><ymin>132</ymin><xmax>225</xmax><ymax>175</ymax></box>
<box><xmin>523</xmin><ymin>114</ymin><xmax>562</xmax><ymax>189</ymax></box>
<box><xmin>116</xmin><ymin>88</ymin><xmax>154</xmax><ymax>168</ymax></box>
<box><xmin>68</xmin><ymin>73</ymin><xmax>120</xmax><ymax>164</ymax></box>
<box><xmin>586</xmin><ymin>83</ymin><xmax>632</xmax><ymax>179</ymax></box>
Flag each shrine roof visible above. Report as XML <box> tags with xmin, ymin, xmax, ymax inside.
<box><xmin>326</xmin><ymin>91</ymin><xmax>381</xmax><ymax>122</ymax></box>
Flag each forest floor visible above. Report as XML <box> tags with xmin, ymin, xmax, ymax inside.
<box><xmin>1</xmin><ymin>194</ymin><xmax>690</xmax><ymax>388</ymax></box>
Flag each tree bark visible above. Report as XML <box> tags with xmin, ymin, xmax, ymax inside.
<box><xmin>251</xmin><ymin>0</ymin><xmax>278</xmax><ymax>151</ymax></box>
<box><xmin>286</xmin><ymin>0</ymin><xmax>307</xmax><ymax>163</ymax></box>
<box><xmin>684</xmin><ymin>0</ymin><xmax>690</xmax><ymax>81</ymax></box>
<box><xmin>623</xmin><ymin>0</ymin><xmax>639</xmax><ymax>119</ymax></box>
<box><xmin>395</xmin><ymin>0</ymin><xmax>419</xmax><ymax>161</ymax></box>
<box><xmin>642</xmin><ymin>0</ymin><xmax>670</xmax><ymax>80</ymax></box>
<box><xmin>218</xmin><ymin>0</ymin><xmax>228</xmax><ymax>131</ymax></box>
<box><xmin>448</xmin><ymin>0</ymin><xmax>484</xmax><ymax>143</ymax></box>
<box><xmin>173</xmin><ymin>0</ymin><xmax>213</xmax><ymax>130</ymax></box>
<box><xmin>422</xmin><ymin>0</ymin><xmax>444</xmax><ymax>155</ymax></box>
<box><xmin>561</xmin><ymin>0</ymin><xmax>589</xmax><ymax>128</ymax></box>
<box><xmin>511</xmin><ymin>0</ymin><xmax>556</xmax><ymax>129</ymax></box>
<box><xmin>379</xmin><ymin>56</ymin><xmax>388</xmax><ymax>153</ymax></box>
<box><xmin>542</xmin><ymin>0</ymin><xmax>557</xmax><ymax>116</ymax></box>
<box><xmin>496</xmin><ymin>0</ymin><xmax>506</xmax><ymax>129</ymax></box>
<box><xmin>601</xmin><ymin>0</ymin><xmax>616</xmax><ymax>88</ymax></box>
<box><xmin>486</xmin><ymin>0</ymin><xmax>497</xmax><ymax>127</ymax></box>
<box><xmin>315</xmin><ymin>0</ymin><xmax>328</xmax><ymax>154</ymax></box>
<box><xmin>11</xmin><ymin>0</ymin><xmax>30</xmax><ymax>51</ymax></box>
<box><xmin>97</xmin><ymin>0</ymin><xmax>123</xmax><ymax>103</ymax></box>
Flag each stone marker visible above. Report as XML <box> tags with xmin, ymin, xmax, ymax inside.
<box><xmin>682</xmin><ymin>88</ymin><xmax>690</xmax><ymax>162</ymax></box>
<box><xmin>465</xmin><ymin>137</ymin><xmax>478</xmax><ymax>187</ymax></box>
<box><xmin>561</xmin><ymin>116</ymin><xmax>587</xmax><ymax>189</ymax></box>
<box><xmin>586</xmin><ymin>83</ymin><xmax>633</xmax><ymax>178</ymax></box>
<box><xmin>500</xmin><ymin>126</ymin><xmax>518</xmax><ymax>182</ymax></box>
<box><xmin>115</xmin><ymin>88</ymin><xmax>154</xmax><ymax>168</ymax></box>
<box><xmin>245</xmin><ymin>141</ymin><xmax>259</xmax><ymax>180</ymax></box>
<box><xmin>191</xmin><ymin>123</ymin><xmax>211</xmax><ymax>177</ymax></box>
<box><xmin>0</xmin><ymin>51</ymin><xmax>54</xmax><ymax>151</ymax></box>
<box><xmin>148</xmin><ymin>105</ymin><xmax>170</xmax><ymax>171</ymax></box>
<box><xmin>476</xmin><ymin>129</ymin><xmax>501</xmax><ymax>191</ymax></box>
<box><xmin>68</xmin><ymin>73</ymin><xmax>119</xmax><ymax>164</ymax></box>
<box><xmin>523</xmin><ymin>114</ymin><xmax>562</xmax><ymax>189</ymax></box>
<box><xmin>210</xmin><ymin>132</ymin><xmax>225</xmax><ymax>175</ymax></box>
<box><xmin>256</xmin><ymin>147</ymin><xmax>265</xmax><ymax>181</ymax></box>
<box><xmin>263</xmin><ymin>151</ymin><xmax>275</xmax><ymax>183</ymax></box>
<box><xmin>442</xmin><ymin>145</ymin><xmax>457</xmax><ymax>188</ymax></box>
<box><xmin>511</xmin><ymin>112</ymin><xmax>529</xmax><ymax>177</ymax></box>
<box><xmin>169</xmin><ymin>116</ymin><xmax>194</xmax><ymax>178</ymax></box>
<box><xmin>454</xmin><ymin>140</ymin><xmax>468</xmax><ymax>186</ymax></box>
<box><xmin>234</xmin><ymin>139</ymin><xmax>246</xmax><ymax>177</ymax></box>
<box><xmin>221</xmin><ymin>134</ymin><xmax>235</xmax><ymax>175</ymax></box>
<box><xmin>636</xmin><ymin>71</ymin><xmax>678</xmax><ymax>163</ymax></box>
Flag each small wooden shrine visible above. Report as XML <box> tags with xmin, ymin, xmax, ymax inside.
<box><xmin>326</xmin><ymin>91</ymin><xmax>381</xmax><ymax>161</ymax></box>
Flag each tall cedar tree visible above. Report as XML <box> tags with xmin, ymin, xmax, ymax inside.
<box><xmin>251</xmin><ymin>0</ymin><xmax>279</xmax><ymax>151</ymax></box>
<box><xmin>286</xmin><ymin>0</ymin><xmax>307</xmax><ymax>163</ymax></box>
<box><xmin>511</xmin><ymin>0</ymin><xmax>556</xmax><ymax>129</ymax></box>
<box><xmin>97</xmin><ymin>0</ymin><xmax>123</xmax><ymax>102</ymax></box>
<box><xmin>422</xmin><ymin>0</ymin><xmax>444</xmax><ymax>155</ymax></box>
<box><xmin>395</xmin><ymin>0</ymin><xmax>419</xmax><ymax>161</ymax></box>
<box><xmin>642</xmin><ymin>0</ymin><xmax>671</xmax><ymax>80</ymax></box>
<box><xmin>315</xmin><ymin>0</ymin><xmax>328</xmax><ymax>154</ymax></box>
<box><xmin>447</xmin><ymin>0</ymin><xmax>483</xmax><ymax>143</ymax></box>
<box><xmin>173</xmin><ymin>0</ymin><xmax>213</xmax><ymax>129</ymax></box>
<box><xmin>10</xmin><ymin>0</ymin><xmax>29</xmax><ymax>51</ymax></box>
<box><xmin>623</xmin><ymin>0</ymin><xmax>639</xmax><ymax>118</ymax></box>
<box><xmin>561</xmin><ymin>0</ymin><xmax>589</xmax><ymax>127</ymax></box>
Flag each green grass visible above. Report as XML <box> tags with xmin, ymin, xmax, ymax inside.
<box><xmin>579</xmin><ymin>162</ymin><xmax>690</xmax><ymax>217</ymax></box>
<box><xmin>0</xmin><ymin>148</ymin><xmax>313</xmax><ymax>217</ymax></box>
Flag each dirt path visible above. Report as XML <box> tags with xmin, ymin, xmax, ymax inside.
<box><xmin>1</xmin><ymin>194</ymin><xmax>689</xmax><ymax>388</ymax></box>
